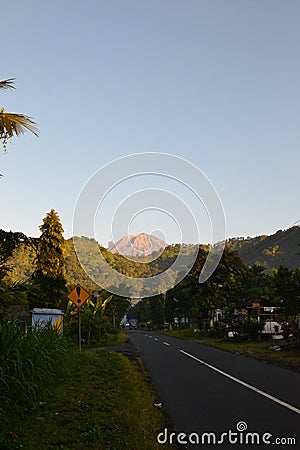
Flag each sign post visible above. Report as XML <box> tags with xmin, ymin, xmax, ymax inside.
<box><xmin>67</xmin><ymin>285</ymin><xmax>90</xmax><ymax>351</ymax></box>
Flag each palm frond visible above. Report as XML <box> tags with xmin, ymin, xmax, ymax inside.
<box><xmin>0</xmin><ymin>108</ymin><xmax>39</xmax><ymax>150</ymax></box>
<box><xmin>0</xmin><ymin>78</ymin><xmax>15</xmax><ymax>90</ymax></box>
<box><xmin>0</xmin><ymin>108</ymin><xmax>39</xmax><ymax>137</ymax></box>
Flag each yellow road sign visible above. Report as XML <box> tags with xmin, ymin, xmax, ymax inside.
<box><xmin>67</xmin><ymin>284</ymin><xmax>90</xmax><ymax>307</ymax></box>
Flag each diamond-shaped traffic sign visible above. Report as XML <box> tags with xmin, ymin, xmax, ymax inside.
<box><xmin>67</xmin><ymin>284</ymin><xmax>90</xmax><ymax>308</ymax></box>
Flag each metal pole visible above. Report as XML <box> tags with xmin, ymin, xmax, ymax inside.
<box><xmin>78</xmin><ymin>307</ymin><xmax>82</xmax><ymax>351</ymax></box>
<box><xmin>113</xmin><ymin>307</ymin><xmax>116</xmax><ymax>328</ymax></box>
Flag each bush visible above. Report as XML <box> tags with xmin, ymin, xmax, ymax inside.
<box><xmin>241</xmin><ymin>319</ymin><xmax>265</xmax><ymax>340</ymax></box>
<box><xmin>64</xmin><ymin>310</ymin><xmax>113</xmax><ymax>346</ymax></box>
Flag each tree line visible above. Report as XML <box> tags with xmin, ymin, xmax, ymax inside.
<box><xmin>128</xmin><ymin>247</ymin><xmax>300</xmax><ymax>337</ymax></box>
<box><xmin>1</xmin><ymin>208</ymin><xmax>300</xmax><ymax>343</ymax></box>
<box><xmin>0</xmin><ymin>209</ymin><xmax>132</xmax><ymax>344</ymax></box>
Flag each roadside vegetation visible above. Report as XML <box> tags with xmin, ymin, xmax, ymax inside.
<box><xmin>0</xmin><ymin>322</ymin><xmax>73</xmax><ymax>422</ymax></box>
<box><xmin>159</xmin><ymin>327</ymin><xmax>208</xmax><ymax>340</ymax></box>
<box><xmin>159</xmin><ymin>327</ymin><xmax>300</xmax><ymax>371</ymax></box>
<box><xmin>0</xmin><ymin>211</ymin><xmax>172</xmax><ymax>449</ymax></box>
<box><xmin>0</xmin><ymin>343</ymin><xmax>172</xmax><ymax>450</ymax></box>
<box><xmin>87</xmin><ymin>328</ymin><xmax>128</xmax><ymax>347</ymax></box>
<box><xmin>201</xmin><ymin>338</ymin><xmax>300</xmax><ymax>371</ymax></box>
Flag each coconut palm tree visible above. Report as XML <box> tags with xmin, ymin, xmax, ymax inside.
<box><xmin>0</xmin><ymin>78</ymin><xmax>38</xmax><ymax>152</ymax></box>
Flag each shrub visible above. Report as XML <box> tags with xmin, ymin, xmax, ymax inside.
<box><xmin>241</xmin><ymin>319</ymin><xmax>265</xmax><ymax>340</ymax></box>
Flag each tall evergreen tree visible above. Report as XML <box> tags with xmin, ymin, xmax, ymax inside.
<box><xmin>30</xmin><ymin>209</ymin><xmax>66</xmax><ymax>308</ymax></box>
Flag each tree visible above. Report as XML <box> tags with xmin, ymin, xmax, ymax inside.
<box><xmin>0</xmin><ymin>280</ymin><xmax>27</xmax><ymax>321</ymax></box>
<box><xmin>0</xmin><ymin>229</ymin><xmax>28</xmax><ymax>278</ymax></box>
<box><xmin>105</xmin><ymin>295</ymin><xmax>131</xmax><ymax>328</ymax></box>
<box><xmin>273</xmin><ymin>265</ymin><xmax>300</xmax><ymax>319</ymax></box>
<box><xmin>239</xmin><ymin>264</ymin><xmax>272</xmax><ymax>303</ymax></box>
<box><xmin>30</xmin><ymin>209</ymin><xmax>66</xmax><ymax>308</ymax></box>
<box><xmin>0</xmin><ymin>230</ymin><xmax>29</xmax><ymax>319</ymax></box>
<box><xmin>0</xmin><ymin>77</ymin><xmax>38</xmax><ymax>152</ymax></box>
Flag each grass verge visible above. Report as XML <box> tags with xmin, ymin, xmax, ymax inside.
<box><xmin>84</xmin><ymin>329</ymin><xmax>129</xmax><ymax>348</ymax></box>
<box><xmin>158</xmin><ymin>328</ymin><xmax>208</xmax><ymax>340</ymax></box>
<box><xmin>0</xmin><ymin>349</ymin><xmax>173</xmax><ymax>449</ymax></box>
<box><xmin>158</xmin><ymin>328</ymin><xmax>300</xmax><ymax>371</ymax></box>
<box><xmin>201</xmin><ymin>339</ymin><xmax>300</xmax><ymax>371</ymax></box>
<box><xmin>0</xmin><ymin>322</ymin><xmax>73</xmax><ymax>421</ymax></box>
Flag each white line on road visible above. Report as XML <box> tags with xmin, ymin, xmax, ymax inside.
<box><xmin>163</xmin><ymin>342</ymin><xmax>170</xmax><ymax>346</ymax></box>
<box><xmin>180</xmin><ymin>349</ymin><xmax>300</xmax><ymax>416</ymax></box>
<box><xmin>149</xmin><ymin>336</ymin><xmax>152</xmax><ymax>338</ymax></box>
<box><xmin>154</xmin><ymin>338</ymin><xmax>158</xmax><ymax>341</ymax></box>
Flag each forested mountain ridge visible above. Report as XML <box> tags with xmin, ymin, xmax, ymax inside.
<box><xmin>226</xmin><ymin>226</ymin><xmax>300</xmax><ymax>270</ymax></box>
<box><xmin>4</xmin><ymin>227</ymin><xmax>300</xmax><ymax>291</ymax></box>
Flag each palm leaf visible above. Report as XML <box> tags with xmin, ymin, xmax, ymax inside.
<box><xmin>0</xmin><ymin>78</ymin><xmax>15</xmax><ymax>90</ymax></box>
<box><xmin>0</xmin><ymin>108</ymin><xmax>39</xmax><ymax>137</ymax></box>
<box><xmin>0</xmin><ymin>78</ymin><xmax>39</xmax><ymax>152</ymax></box>
<box><xmin>0</xmin><ymin>108</ymin><xmax>39</xmax><ymax>150</ymax></box>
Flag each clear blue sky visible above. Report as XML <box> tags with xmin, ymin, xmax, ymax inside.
<box><xmin>1</xmin><ymin>0</ymin><xmax>299</xmax><ymax>246</ymax></box>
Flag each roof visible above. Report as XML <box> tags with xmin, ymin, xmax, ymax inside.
<box><xmin>30</xmin><ymin>308</ymin><xmax>63</xmax><ymax>315</ymax></box>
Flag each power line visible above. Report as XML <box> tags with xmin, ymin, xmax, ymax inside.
<box><xmin>286</xmin><ymin>218</ymin><xmax>300</xmax><ymax>229</ymax></box>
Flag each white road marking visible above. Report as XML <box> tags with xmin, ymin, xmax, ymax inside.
<box><xmin>180</xmin><ymin>349</ymin><xmax>300</xmax><ymax>415</ymax></box>
<box><xmin>149</xmin><ymin>335</ymin><xmax>152</xmax><ymax>338</ymax></box>
<box><xmin>154</xmin><ymin>338</ymin><xmax>158</xmax><ymax>341</ymax></box>
<box><xmin>163</xmin><ymin>342</ymin><xmax>170</xmax><ymax>346</ymax></box>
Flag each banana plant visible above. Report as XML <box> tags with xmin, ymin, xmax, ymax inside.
<box><xmin>87</xmin><ymin>294</ymin><xmax>113</xmax><ymax>315</ymax></box>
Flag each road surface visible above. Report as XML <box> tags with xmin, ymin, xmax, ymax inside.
<box><xmin>127</xmin><ymin>330</ymin><xmax>300</xmax><ymax>448</ymax></box>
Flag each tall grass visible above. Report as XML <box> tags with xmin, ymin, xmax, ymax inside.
<box><xmin>0</xmin><ymin>322</ymin><xmax>73</xmax><ymax>421</ymax></box>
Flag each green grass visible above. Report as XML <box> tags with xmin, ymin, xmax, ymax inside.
<box><xmin>201</xmin><ymin>339</ymin><xmax>300</xmax><ymax>371</ymax></box>
<box><xmin>0</xmin><ymin>349</ymin><xmax>173</xmax><ymax>449</ymax></box>
<box><xmin>159</xmin><ymin>327</ymin><xmax>300</xmax><ymax>371</ymax></box>
<box><xmin>158</xmin><ymin>327</ymin><xmax>209</xmax><ymax>340</ymax></box>
<box><xmin>0</xmin><ymin>322</ymin><xmax>73</xmax><ymax>421</ymax></box>
<box><xmin>85</xmin><ymin>329</ymin><xmax>129</xmax><ymax>348</ymax></box>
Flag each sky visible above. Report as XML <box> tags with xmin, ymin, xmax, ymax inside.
<box><xmin>1</xmin><ymin>0</ymin><xmax>300</xmax><ymax>246</ymax></box>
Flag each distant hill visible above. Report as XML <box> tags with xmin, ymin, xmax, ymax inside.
<box><xmin>4</xmin><ymin>228</ymin><xmax>300</xmax><ymax>292</ymax></box>
<box><xmin>108</xmin><ymin>233</ymin><xmax>167</xmax><ymax>257</ymax></box>
<box><xmin>226</xmin><ymin>226</ymin><xmax>300</xmax><ymax>270</ymax></box>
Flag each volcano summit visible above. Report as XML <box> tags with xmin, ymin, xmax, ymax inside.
<box><xmin>108</xmin><ymin>233</ymin><xmax>167</xmax><ymax>257</ymax></box>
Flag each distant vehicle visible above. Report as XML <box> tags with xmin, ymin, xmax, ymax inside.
<box><xmin>129</xmin><ymin>318</ymin><xmax>138</xmax><ymax>330</ymax></box>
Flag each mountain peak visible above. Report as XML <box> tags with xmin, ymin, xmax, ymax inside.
<box><xmin>108</xmin><ymin>232</ymin><xmax>167</xmax><ymax>257</ymax></box>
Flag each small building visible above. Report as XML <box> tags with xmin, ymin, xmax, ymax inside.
<box><xmin>30</xmin><ymin>308</ymin><xmax>64</xmax><ymax>333</ymax></box>
<box><xmin>234</xmin><ymin>300</ymin><xmax>280</xmax><ymax>323</ymax></box>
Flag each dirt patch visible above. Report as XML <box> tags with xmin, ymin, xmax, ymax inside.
<box><xmin>106</xmin><ymin>339</ymin><xmax>140</xmax><ymax>362</ymax></box>
<box><xmin>85</xmin><ymin>338</ymin><xmax>140</xmax><ymax>362</ymax></box>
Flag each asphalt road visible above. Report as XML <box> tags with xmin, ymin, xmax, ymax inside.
<box><xmin>127</xmin><ymin>330</ymin><xmax>300</xmax><ymax>449</ymax></box>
